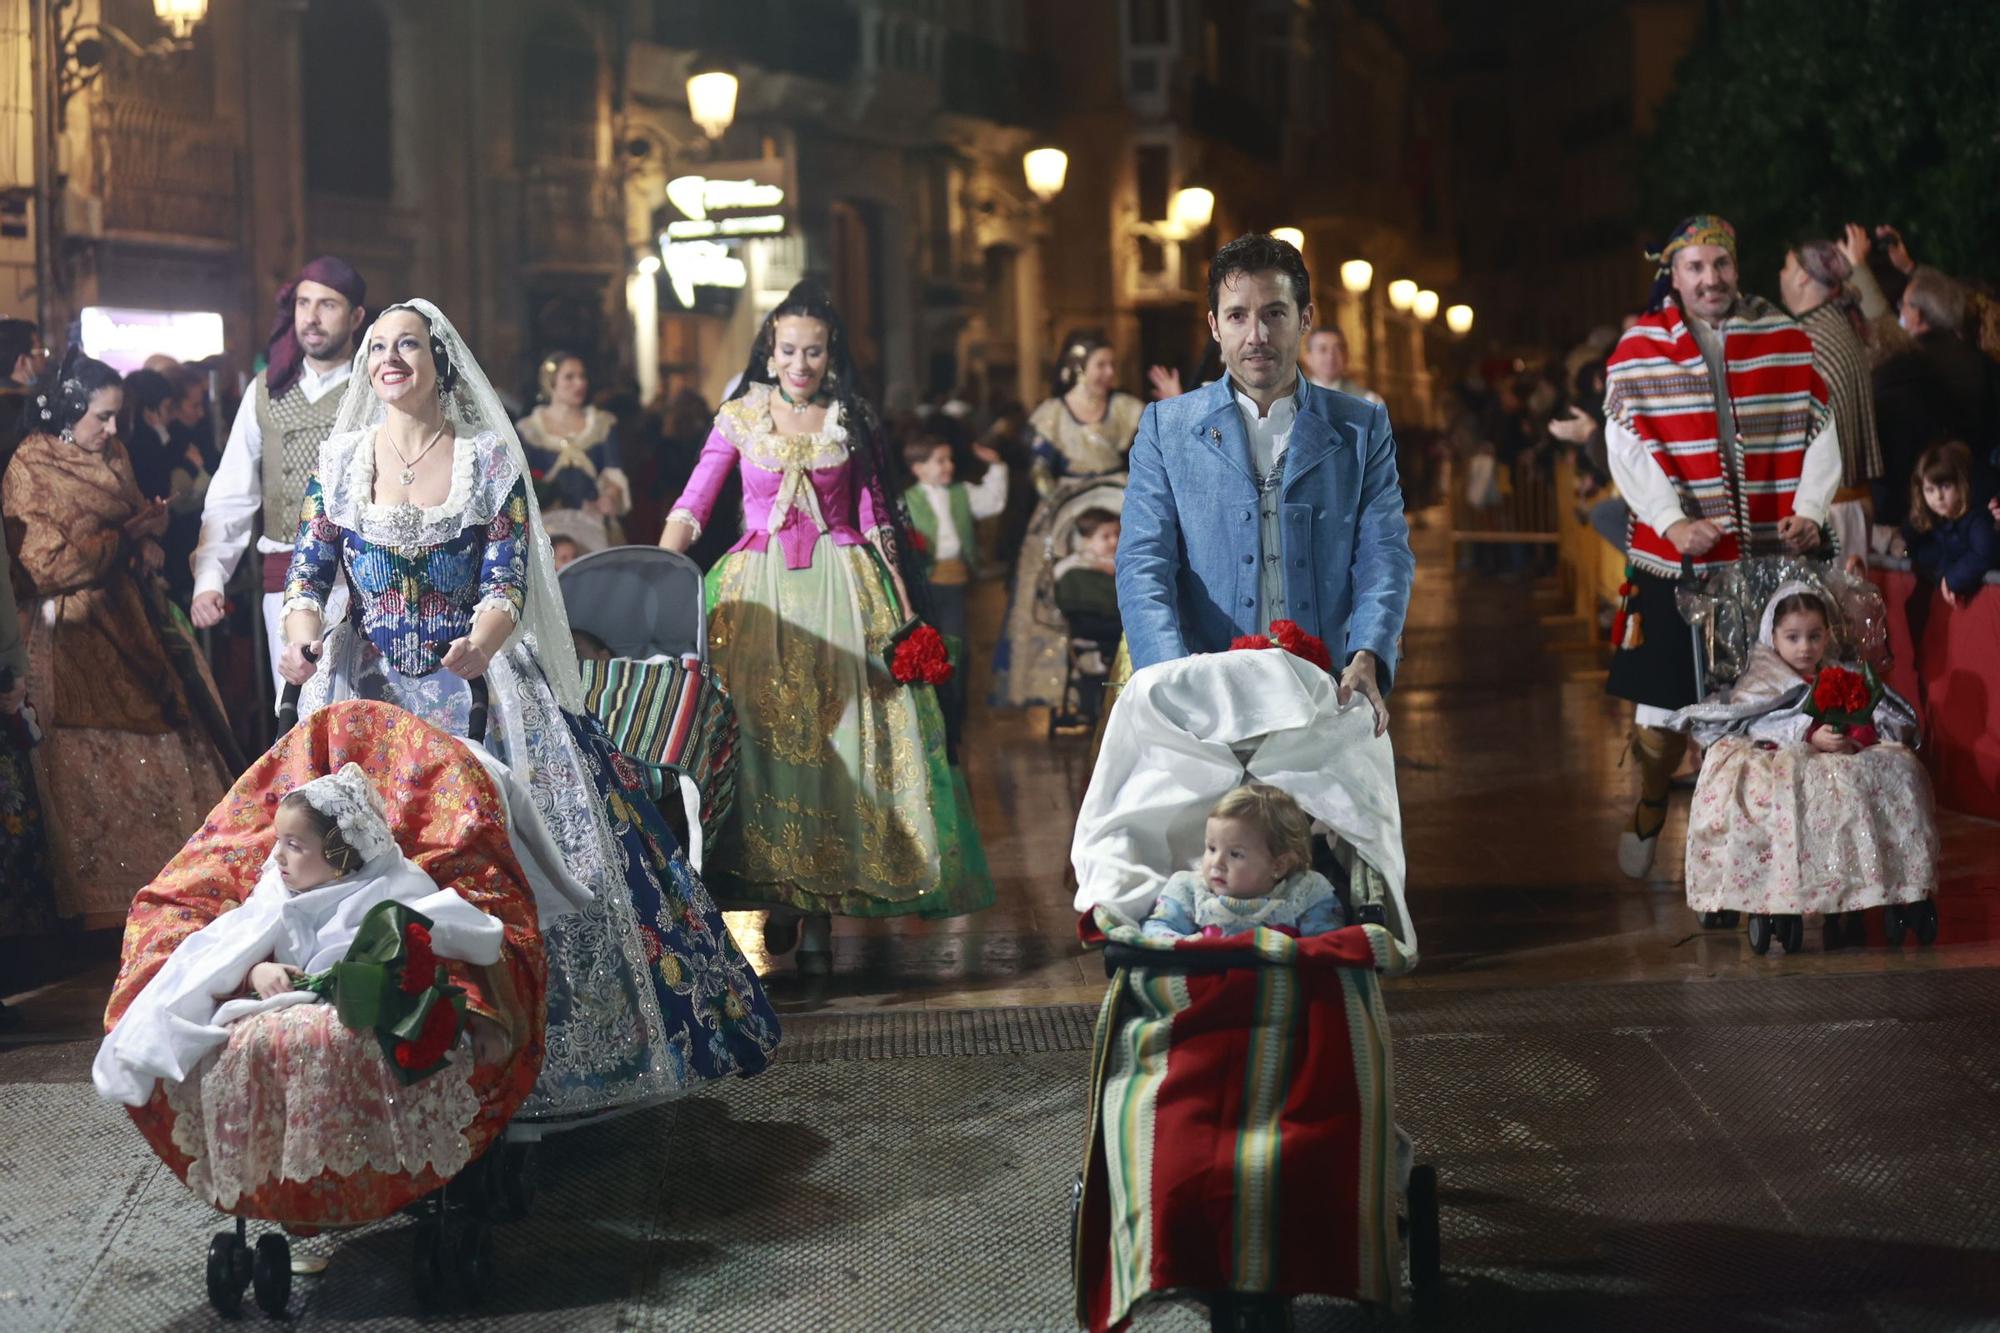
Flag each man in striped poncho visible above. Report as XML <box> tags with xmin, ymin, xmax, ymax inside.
<box><xmin>1603</xmin><ymin>214</ymin><xmax>1842</xmax><ymax>884</ymax></box>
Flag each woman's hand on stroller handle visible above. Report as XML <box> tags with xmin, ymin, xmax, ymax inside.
<box><xmin>439</xmin><ymin>636</ymin><xmax>493</xmax><ymax>680</ymax></box>
<box><xmin>278</xmin><ymin>639</ymin><xmax>322</xmax><ymax>687</ymax></box>
<box><xmin>1337</xmin><ymin>650</ymin><xmax>1390</xmax><ymax>737</ymax></box>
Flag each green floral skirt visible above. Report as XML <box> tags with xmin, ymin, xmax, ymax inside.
<box><xmin>704</xmin><ymin>541</ymin><xmax>992</xmax><ymax>919</ymax></box>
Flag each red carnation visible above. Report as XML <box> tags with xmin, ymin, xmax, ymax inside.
<box><xmin>1812</xmin><ymin>669</ymin><xmax>1846</xmax><ymax>713</ymax></box>
<box><xmin>1268</xmin><ymin>619</ymin><xmax>1333</xmax><ymax>671</ymax></box>
<box><xmin>1842</xmin><ymin>673</ymin><xmax>1870</xmax><ymax>713</ymax></box>
<box><xmin>399</xmin><ymin>922</ymin><xmax>437</xmax><ymax>995</ymax></box>
<box><xmin>393</xmin><ymin>997</ymin><xmax>461</xmax><ymax>1070</ymax></box>
<box><xmin>889</xmin><ymin>623</ymin><xmax>953</xmax><ymax>686</ymax></box>
<box><xmin>1230</xmin><ymin>634</ymin><xmax>1274</xmax><ymax>651</ymax></box>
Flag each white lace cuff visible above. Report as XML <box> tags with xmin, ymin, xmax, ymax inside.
<box><xmin>667</xmin><ymin>507</ymin><xmax>703</xmax><ymax>542</ymax></box>
<box><xmin>473</xmin><ymin>593</ymin><xmax>524</xmax><ymax>624</ymax></box>
<box><xmin>279</xmin><ymin>594</ymin><xmax>326</xmax><ymax>620</ymax></box>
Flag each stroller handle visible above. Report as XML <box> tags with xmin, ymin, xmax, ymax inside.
<box><xmin>276</xmin><ymin>649</ymin><xmax>490</xmax><ymax>746</ymax></box>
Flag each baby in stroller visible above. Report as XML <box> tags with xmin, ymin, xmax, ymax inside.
<box><xmin>1049</xmin><ymin>504</ymin><xmax>1123</xmax><ymax>731</ymax></box>
<box><xmin>1070</xmin><ymin>647</ymin><xmax>1436</xmax><ymax>1332</ymax></box>
<box><xmin>1141</xmin><ymin>783</ymin><xmax>1345</xmax><ymax>941</ymax></box>
<box><xmin>92</xmin><ymin>701</ymin><xmax>554</xmax><ymax>1318</ymax></box>
<box><xmin>1670</xmin><ymin>566</ymin><xmax>1939</xmax><ymax>953</ymax></box>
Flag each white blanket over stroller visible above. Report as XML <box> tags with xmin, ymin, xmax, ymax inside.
<box><xmin>1071</xmin><ymin>650</ymin><xmax>1413</xmax><ymax>956</ymax></box>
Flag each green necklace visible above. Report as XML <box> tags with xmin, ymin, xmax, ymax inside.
<box><xmin>775</xmin><ymin>381</ymin><xmax>823</xmax><ymax>408</ymax></box>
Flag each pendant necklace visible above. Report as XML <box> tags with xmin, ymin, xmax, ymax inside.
<box><xmin>386</xmin><ymin>426</ymin><xmax>447</xmax><ymax>488</ymax></box>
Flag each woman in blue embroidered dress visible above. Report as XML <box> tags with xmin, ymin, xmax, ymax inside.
<box><xmin>277</xmin><ymin>300</ymin><xmax>777</xmax><ymax>1121</ymax></box>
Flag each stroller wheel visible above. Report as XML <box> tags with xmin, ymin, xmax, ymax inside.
<box><xmin>1699</xmin><ymin>910</ymin><xmax>1740</xmax><ymax>929</ymax></box>
<box><xmin>411</xmin><ymin>1218</ymin><xmax>447</xmax><ymax>1311</ymax></box>
<box><xmin>252</xmin><ymin>1233</ymin><xmax>292</xmax><ymax>1317</ymax></box>
<box><xmin>1911</xmin><ymin>900</ymin><xmax>1940</xmax><ymax>946</ymax></box>
<box><xmin>1407</xmin><ymin>1163</ymin><xmax>1442</xmax><ymax>1296</ymax></box>
<box><xmin>1884</xmin><ymin>904</ymin><xmax>1910</xmax><ymax>948</ymax></box>
<box><xmin>502</xmin><ymin>1141</ymin><xmax>541</xmax><ymax>1221</ymax></box>
<box><xmin>453</xmin><ymin>1218</ymin><xmax>496</xmax><ymax>1306</ymax></box>
<box><xmin>206</xmin><ymin>1230</ymin><xmax>249</xmax><ymax>1316</ymax></box>
<box><xmin>1747</xmin><ymin>914</ymin><xmax>1772</xmax><ymax>955</ymax></box>
<box><xmin>1778</xmin><ymin>915</ymin><xmax>1805</xmax><ymax>955</ymax></box>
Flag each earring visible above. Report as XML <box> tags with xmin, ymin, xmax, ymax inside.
<box><xmin>58</xmin><ymin>426</ymin><xmax>74</xmax><ymax>443</ymax></box>
<box><xmin>765</xmin><ymin>356</ymin><xmax>779</xmax><ymax>379</ymax></box>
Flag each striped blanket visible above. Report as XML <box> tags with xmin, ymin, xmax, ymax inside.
<box><xmin>1074</xmin><ymin>917</ymin><xmax>1412</xmax><ymax>1330</ymax></box>
<box><xmin>577</xmin><ymin>655</ymin><xmax>737</xmax><ymax>867</ymax></box>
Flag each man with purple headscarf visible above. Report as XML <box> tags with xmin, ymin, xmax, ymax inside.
<box><xmin>191</xmin><ymin>257</ymin><xmax>367</xmax><ymax>688</ymax></box>
<box><xmin>1780</xmin><ymin>237</ymin><xmax>1882</xmax><ymax>561</ymax></box>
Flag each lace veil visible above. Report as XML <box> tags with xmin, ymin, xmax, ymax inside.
<box><xmin>326</xmin><ymin>299</ymin><xmax>586</xmax><ymax>713</ymax></box>
<box><xmin>291</xmin><ymin>762</ymin><xmax>396</xmax><ymax>866</ymax></box>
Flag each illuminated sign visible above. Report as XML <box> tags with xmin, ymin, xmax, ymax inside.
<box><xmin>663</xmin><ymin>240</ymin><xmax>747</xmax><ymax>308</ymax></box>
<box><xmin>665</xmin><ymin>175</ymin><xmax>785</xmax><ymax>219</ymax></box>
<box><xmin>80</xmin><ymin>306</ymin><xmax>225</xmax><ymax>372</ymax></box>
<box><xmin>664</xmin><ymin>214</ymin><xmax>787</xmax><ymax>239</ymax></box>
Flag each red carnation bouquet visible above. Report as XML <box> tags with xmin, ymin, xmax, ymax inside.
<box><xmin>1230</xmin><ymin>619</ymin><xmax>1334</xmax><ymax>672</ymax></box>
<box><xmin>1804</xmin><ymin>662</ymin><xmax>1880</xmax><ymax>729</ymax></box>
<box><xmin>885</xmin><ymin>618</ymin><xmax>954</xmax><ymax>687</ymax></box>
<box><xmin>299</xmin><ymin>902</ymin><xmax>469</xmax><ymax>1083</ymax></box>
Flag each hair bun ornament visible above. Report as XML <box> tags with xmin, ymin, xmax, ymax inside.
<box><xmin>293</xmin><ymin>761</ymin><xmax>397</xmax><ymax>866</ymax></box>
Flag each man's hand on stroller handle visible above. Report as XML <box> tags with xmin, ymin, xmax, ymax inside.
<box><xmin>1338</xmin><ymin>650</ymin><xmax>1390</xmax><ymax>738</ymax></box>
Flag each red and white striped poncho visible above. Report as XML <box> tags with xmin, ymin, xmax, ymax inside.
<box><xmin>1605</xmin><ymin>298</ymin><xmax>1828</xmax><ymax>577</ymax></box>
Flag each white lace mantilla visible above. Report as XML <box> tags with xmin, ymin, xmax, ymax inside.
<box><xmin>290</xmin><ymin>762</ymin><xmax>397</xmax><ymax>865</ymax></box>
<box><xmin>315</xmin><ymin>427</ymin><xmax>521</xmax><ymax>549</ymax></box>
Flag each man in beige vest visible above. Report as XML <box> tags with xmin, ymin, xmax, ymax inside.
<box><xmin>191</xmin><ymin>258</ymin><xmax>366</xmax><ymax>689</ymax></box>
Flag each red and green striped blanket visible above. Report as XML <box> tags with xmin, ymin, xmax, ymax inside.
<box><xmin>1074</xmin><ymin>917</ymin><xmax>1411</xmax><ymax>1329</ymax></box>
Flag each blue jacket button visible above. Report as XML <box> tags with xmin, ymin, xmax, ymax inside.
<box><xmin>1296</xmin><ymin>601</ymin><xmax>1309</xmax><ymax>611</ymax></box>
<box><xmin>1240</xmin><ymin>509</ymin><xmax>1251</xmax><ymax>521</ymax></box>
<box><xmin>1294</xmin><ymin>558</ymin><xmax>1306</xmax><ymax>568</ymax></box>
<box><xmin>1242</xmin><ymin>596</ymin><xmax>1254</xmax><ymax>608</ymax></box>
<box><xmin>1242</xmin><ymin>553</ymin><xmax>1254</xmax><ymax>564</ymax></box>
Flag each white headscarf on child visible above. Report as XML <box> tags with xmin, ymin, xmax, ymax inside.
<box><xmin>91</xmin><ymin>766</ymin><xmax>505</xmax><ymax>1108</ymax></box>
<box><xmin>1757</xmin><ymin>581</ymin><xmax>1825</xmax><ymax>649</ymax></box>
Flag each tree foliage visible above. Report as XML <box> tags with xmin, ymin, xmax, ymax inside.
<box><xmin>1642</xmin><ymin>0</ymin><xmax>2000</xmax><ymax>289</ymax></box>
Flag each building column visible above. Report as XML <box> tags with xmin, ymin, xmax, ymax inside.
<box><xmin>1014</xmin><ymin>238</ymin><xmax>1045</xmax><ymax>407</ymax></box>
<box><xmin>242</xmin><ymin>0</ymin><xmax>309</xmax><ymax>351</ymax></box>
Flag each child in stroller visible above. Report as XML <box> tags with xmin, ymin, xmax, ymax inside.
<box><xmin>92</xmin><ymin>700</ymin><xmax>557</xmax><ymax>1318</ymax></box>
<box><xmin>1669</xmin><ymin>561</ymin><xmax>1939</xmax><ymax>954</ymax></box>
<box><xmin>1069</xmin><ymin>646</ymin><xmax>1437</xmax><ymax>1331</ymax></box>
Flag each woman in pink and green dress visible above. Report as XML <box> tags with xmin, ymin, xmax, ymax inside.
<box><xmin>659</xmin><ymin>282</ymin><xmax>991</xmax><ymax>973</ymax></box>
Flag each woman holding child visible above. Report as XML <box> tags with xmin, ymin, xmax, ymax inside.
<box><xmin>659</xmin><ymin>282</ymin><xmax>991</xmax><ymax>973</ymax></box>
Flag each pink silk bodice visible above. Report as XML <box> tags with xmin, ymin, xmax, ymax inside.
<box><xmin>668</xmin><ymin>385</ymin><xmax>884</xmax><ymax>570</ymax></box>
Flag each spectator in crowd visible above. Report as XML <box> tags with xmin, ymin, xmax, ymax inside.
<box><xmin>1301</xmin><ymin>326</ymin><xmax>1382</xmax><ymax>405</ymax></box>
<box><xmin>1870</xmin><ymin>266</ymin><xmax>1997</xmax><ymax>527</ymax></box>
<box><xmin>1779</xmin><ymin>237</ymin><xmax>1884</xmax><ymax>559</ymax></box>
<box><xmin>1880</xmin><ymin>442</ymin><xmax>1996</xmax><ymax>607</ymax></box>
<box><xmin>165</xmin><ymin>364</ymin><xmax>217</xmax><ymax>471</ymax></box>
<box><xmin>0</xmin><ymin>319</ymin><xmax>48</xmax><ymax>467</ymax></box>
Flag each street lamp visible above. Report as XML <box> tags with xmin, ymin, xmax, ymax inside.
<box><xmin>153</xmin><ymin>0</ymin><xmax>207</xmax><ymax>39</ymax></box>
<box><xmin>1022</xmin><ymin>147</ymin><xmax>1068</xmax><ymax>203</ymax></box>
<box><xmin>1169</xmin><ymin>185</ymin><xmax>1215</xmax><ymax>235</ymax></box>
<box><xmin>1339</xmin><ymin>260</ymin><xmax>1373</xmax><ymax>294</ymax></box>
<box><xmin>1270</xmin><ymin>226</ymin><xmax>1304</xmax><ymax>251</ymax></box>
<box><xmin>1387</xmin><ymin>278</ymin><xmax>1418</xmax><ymax>312</ymax></box>
<box><xmin>1445</xmin><ymin>304</ymin><xmax>1474</xmax><ymax>335</ymax></box>
<box><xmin>686</xmin><ymin>57</ymin><xmax>738</xmax><ymax>140</ymax></box>
<box><xmin>1413</xmin><ymin>289</ymin><xmax>1440</xmax><ymax>322</ymax></box>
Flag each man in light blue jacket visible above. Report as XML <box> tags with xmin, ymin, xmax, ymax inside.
<box><xmin>1117</xmin><ymin>234</ymin><xmax>1414</xmax><ymax>734</ymax></box>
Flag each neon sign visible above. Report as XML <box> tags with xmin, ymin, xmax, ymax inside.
<box><xmin>662</xmin><ymin>240</ymin><xmax>747</xmax><ymax>307</ymax></box>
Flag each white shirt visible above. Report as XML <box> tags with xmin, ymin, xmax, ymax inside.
<box><xmin>912</xmin><ymin>462</ymin><xmax>1008</xmax><ymax>562</ymax></box>
<box><xmin>1233</xmin><ymin>381</ymin><xmax>1299</xmax><ymax>621</ymax></box>
<box><xmin>192</xmin><ymin>361</ymin><xmax>352</xmax><ymax>598</ymax></box>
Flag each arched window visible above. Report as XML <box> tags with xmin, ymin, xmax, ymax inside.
<box><xmin>303</xmin><ymin>0</ymin><xmax>392</xmax><ymax>198</ymax></box>
<box><xmin>521</xmin><ymin>18</ymin><xmax>600</xmax><ymax>164</ymax></box>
